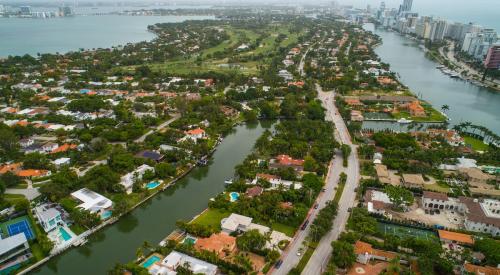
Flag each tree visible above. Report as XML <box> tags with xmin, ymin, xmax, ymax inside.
<box><xmin>341</xmin><ymin>144</ymin><xmax>351</xmax><ymax>167</ymax></box>
<box><xmin>23</xmin><ymin>152</ymin><xmax>51</xmax><ymax>170</ymax></box>
<box><xmin>474</xmin><ymin>237</ymin><xmax>500</xmax><ymax>266</ymax></box>
<box><xmin>331</xmin><ymin>241</ymin><xmax>356</xmax><ymax>269</ymax></box>
<box><xmin>0</xmin><ymin>125</ymin><xmax>20</xmax><ymax>160</ymax></box>
<box><xmin>155</xmin><ymin>162</ymin><xmax>176</xmax><ymax>178</ymax></box>
<box><xmin>348</xmin><ymin>208</ymin><xmax>377</xmax><ymax>236</ymax></box>
<box><xmin>81</xmin><ymin>165</ymin><xmax>122</xmax><ymax>193</ymax></box>
<box><xmin>71</xmin><ymin>208</ymin><xmax>101</xmax><ymax>229</ymax></box>
<box><xmin>236</xmin><ymin>229</ymin><xmax>266</xmax><ymax>252</ymax></box>
<box><xmin>384</xmin><ymin>185</ymin><xmax>414</xmax><ymax>211</ymax></box>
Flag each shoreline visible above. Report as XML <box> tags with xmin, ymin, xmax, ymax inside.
<box><xmin>377</xmin><ymin>26</ymin><xmax>500</xmax><ymax>92</ymax></box>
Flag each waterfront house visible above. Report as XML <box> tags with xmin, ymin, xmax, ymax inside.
<box><xmin>159</xmin><ymin>251</ymin><xmax>217</xmax><ymax>275</ymax></box>
<box><xmin>34</xmin><ymin>204</ymin><xmax>63</xmax><ymax>232</ymax></box>
<box><xmin>245</xmin><ymin>186</ymin><xmax>263</xmax><ymax>198</ymax></box>
<box><xmin>251</xmin><ymin>173</ymin><xmax>301</xmax><ymax>190</ymax></box>
<box><xmin>405</xmin><ymin>101</ymin><xmax>426</xmax><ymax>117</ymax></box>
<box><xmin>0</xmin><ymin>162</ymin><xmax>22</xmax><ymax>175</ymax></box>
<box><xmin>16</xmin><ymin>169</ymin><xmax>51</xmax><ymax>179</ymax></box>
<box><xmin>53</xmin><ymin>157</ymin><xmax>71</xmax><ymax>168</ymax></box>
<box><xmin>0</xmin><ymin>234</ymin><xmax>31</xmax><ymax>273</ymax></box>
<box><xmin>120</xmin><ymin>164</ymin><xmax>155</xmax><ymax>194</ymax></box>
<box><xmin>71</xmin><ymin>188</ymin><xmax>113</xmax><ymax>216</ymax></box>
<box><xmin>183</xmin><ymin>128</ymin><xmax>206</xmax><ymax>143</ymax></box>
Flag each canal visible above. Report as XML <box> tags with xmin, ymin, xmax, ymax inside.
<box><xmin>33</xmin><ymin>121</ymin><xmax>272</xmax><ymax>274</ymax></box>
<box><xmin>363</xmin><ymin>24</ymin><xmax>500</xmax><ymax>135</ymax></box>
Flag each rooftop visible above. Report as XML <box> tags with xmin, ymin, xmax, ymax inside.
<box><xmin>438</xmin><ymin>230</ymin><xmax>474</xmax><ymax>245</ymax></box>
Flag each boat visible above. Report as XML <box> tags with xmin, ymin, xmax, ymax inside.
<box><xmin>449</xmin><ymin>72</ymin><xmax>460</xmax><ymax>78</ymax></box>
<box><xmin>436</xmin><ymin>65</ymin><xmax>445</xmax><ymax>69</ymax></box>
<box><xmin>397</xmin><ymin>118</ymin><xmax>413</xmax><ymax>124</ymax></box>
<box><xmin>224</xmin><ymin>178</ymin><xmax>234</xmax><ymax>185</ymax></box>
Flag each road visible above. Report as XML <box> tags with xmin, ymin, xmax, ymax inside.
<box><xmin>5</xmin><ymin>188</ymin><xmax>40</xmax><ymax>201</ymax></box>
<box><xmin>301</xmin><ymin>85</ymin><xmax>360</xmax><ymax>274</ymax></box>
<box><xmin>134</xmin><ymin>113</ymin><xmax>180</xmax><ymax>143</ymax></box>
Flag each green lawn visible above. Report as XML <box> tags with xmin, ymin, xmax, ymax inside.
<box><xmin>464</xmin><ymin>136</ymin><xmax>489</xmax><ymax>151</ymax></box>
<box><xmin>292</xmin><ymin>242</ymin><xmax>317</xmax><ymax>273</ymax></box>
<box><xmin>424</xmin><ymin>182</ymin><xmax>451</xmax><ymax>193</ymax></box>
<box><xmin>271</xmin><ymin>222</ymin><xmax>296</xmax><ymax>237</ymax></box>
<box><xmin>190</xmin><ymin>208</ymin><xmax>231</xmax><ymax>230</ymax></box>
<box><xmin>3</xmin><ymin>193</ymin><xmax>27</xmax><ymax>204</ymax></box>
<box><xmin>333</xmin><ymin>181</ymin><xmax>346</xmax><ymax>204</ymax></box>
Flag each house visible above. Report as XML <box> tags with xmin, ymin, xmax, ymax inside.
<box><xmin>0</xmin><ymin>233</ymin><xmax>31</xmax><ymax>273</ymax></box>
<box><xmin>458</xmin><ymin>168</ymin><xmax>495</xmax><ymax>188</ymax></box>
<box><xmin>375</xmin><ymin>164</ymin><xmax>391</xmax><ymax>184</ymax></box>
<box><xmin>364</xmin><ymin>189</ymin><xmax>392</xmax><ymax>215</ymax></box>
<box><xmin>401</xmin><ymin>173</ymin><xmax>425</xmax><ymax>189</ymax></box>
<box><xmin>459</xmin><ymin>197</ymin><xmax>500</xmax><ymax>236</ymax></box>
<box><xmin>183</xmin><ymin>128</ymin><xmax>206</xmax><ymax>142</ymax></box>
<box><xmin>245</xmin><ymin>186</ymin><xmax>263</xmax><ymax>198</ymax></box>
<box><xmin>51</xmin><ymin>143</ymin><xmax>77</xmax><ymax>154</ymax></box>
<box><xmin>288</xmin><ymin>81</ymin><xmax>305</xmax><ymax>88</ymax></box>
<box><xmin>19</xmin><ymin>138</ymin><xmax>35</xmax><ymax>148</ymax></box>
<box><xmin>221</xmin><ymin>213</ymin><xmax>253</xmax><ymax>234</ymax></box>
<box><xmin>34</xmin><ymin>204</ymin><xmax>63</xmax><ymax>232</ymax></box>
<box><xmin>159</xmin><ymin>251</ymin><xmax>217</xmax><ymax>275</ymax></box>
<box><xmin>251</xmin><ymin>173</ymin><xmax>301</xmax><ymax>190</ymax></box>
<box><xmin>41</xmin><ymin>142</ymin><xmax>59</xmax><ymax>153</ymax></box>
<box><xmin>71</xmin><ymin>188</ymin><xmax>113</xmax><ymax>216</ymax></box>
<box><xmin>350</xmin><ymin>110</ymin><xmax>364</xmax><ymax>121</ymax></box>
<box><xmin>16</xmin><ymin>169</ymin><xmax>51</xmax><ymax>178</ymax></box>
<box><xmin>0</xmin><ymin>162</ymin><xmax>22</xmax><ymax>175</ymax></box>
<box><xmin>220</xmin><ymin>106</ymin><xmax>239</xmax><ymax>117</ymax></box>
<box><xmin>463</xmin><ymin>263</ymin><xmax>500</xmax><ymax>275</ymax></box>
<box><xmin>406</xmin><ymin>101</ymin><xmax>426</xmax><ymax>117</ymax></box>
<box><xmin>427</xmin><ymin>129</ymin><xmax>464</xmax><ymax>146</ymax></box>
<box><xmin>135</xmin><ymin>150</ymin><xmax>164</xmax><ymax>162</ymax></box>
<box><xmin>439</xmin><ymin>157</ymin><xmax>477</xmax><ymax>171</ymax></box>
<box><xmin>354</xmin><ymin>241</ymin><xmax>399</xmax><ymax>265</ymax></box>
<box><xmin>269</xmin><ymin>155</ymin><xmax>304</xmax><ymax>172</ymax></box>
<box><xmin>376</xmin><ymin>76</ymin><xmax>397</xmax><ymax>86</ymax></box>
<box><xmin>194</xmin><ymin>233</ymin><xmax>236</xmax><ymax>257</ymax></box>
<box><xmin>53</xmin><ymin>157</ymin><xmax>71</xmax><ymax>167</ymax></box>
<box><xmin>120</xmin><ymin>164</ymin><xmax>154</xmax><ymax>193</ymax></box>
<box><xmin>422</xmin><ymin>191</ymin><xmax>460</xmax><ymax>211</ymax></box>
<box><xmin>437</xmin><ymin>230</ymin><xmax>474</xmax><ymax>246</ymax></box>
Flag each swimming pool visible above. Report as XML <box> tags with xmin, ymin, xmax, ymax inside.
<box><xmin>141</xmin><ymin>255</ymin><xmax>161</xmax><ymax>269</ymax></box>
<box><xmin>101</xmin><ymin>210</ymin><xmax>112</xmax><ymax>220</ymax></box>
<box><xmin>146</xmin><ymin>181</ymin><xmax>161</xmax><ymax>190</ymax></box>
<box><xmin>59</xmin><ymin>227</ymin><xmax>72</xmax><ymax>241</ymax></box>
<box><xmin>229</xmin><ymin>192</ymin><xmax>239</xmax><ymax>202</ymax></box>
<box><xmin>183</xmin><ymin>236</ymin><xmax>197</xmax><ymax>245</ymax></box>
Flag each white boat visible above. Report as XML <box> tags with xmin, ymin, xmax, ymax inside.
<box><xmin>397</xmin><ymin>118</ymin><xmax>413</xmax><ymax>124</ymax></box>
<box><xmin>450</xmin><ymin>72</ymin><xmax>460</xmax><ymax>78</ymax></box>
<box><xmin>224</xmin><ymin>179</ymin><xmax>233</xmax><ymax>185</ymax></box>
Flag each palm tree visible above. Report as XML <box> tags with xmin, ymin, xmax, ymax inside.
<box><xmin>441</xmin><ymin>104</ymin><xmax>450</xmax><ymax>113</ymax></box>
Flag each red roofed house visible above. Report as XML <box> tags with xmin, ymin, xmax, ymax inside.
<box><xmin>0</xmin><ymin>163</ymin><xmax>22</xmax><ymax>175</ymax></box>
<box><xmin>287</xmin><ymin>81</ymin><xmax>305</xmax><ymax>88</ymax></box>
<box><xmin>354</xmin><ymin>241</ymin><xmax>399</xmax><ymax>265</ymax></box>
<box><xmin>17</xmin><ymin>169</ymin><xmax>51</xmax><ymax>178</ymax></box>
<box><xmin>406</xmin><ymin>101</ymin><xmax>426</xmax><ymax>117</ymax></box>
<box><xmin>463</xmin><ymin>263</ymin><xmax>500</xmax><ymax>275</ymax></box>
<box><xmin>194</xmin><ymin>233</ymin><xmax>236</xmax><ymax>258</ymax></box>
<box><xmin>269</xmin><ymin>155</ymin><xmax>304</xmax><ymax>172</ymax></box>
<box><xmin>183</xmin><ymin>128</ymin><xmax>206</xmax><ymax>143</ymax></box>
<box><xmin>51</xmin><ymin>144</ymin><xmax>77</xmax><ymax>154</ymax></box>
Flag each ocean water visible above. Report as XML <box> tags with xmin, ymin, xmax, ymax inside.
<box><xmin>0</xmin><ymin>15</ymin><xmax>214</xmax><ymax>57</ymax></box>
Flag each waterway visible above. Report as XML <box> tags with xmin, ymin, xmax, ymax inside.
<box><xmin>362</xmin><ymin>24</ymin><xmax>500</xmax><ymax>135</ymax></box>
<box><xmin>0</xmin><ymin>15</ymin><xmax>214</xmax><ymax>57</ymax></box>
<box><xmin>33</xmin><ymin>121</ymin><xmax>272</xmax><ymax>275</ymax></box>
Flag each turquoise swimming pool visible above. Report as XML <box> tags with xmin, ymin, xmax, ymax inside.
<box><xmin>229</xmin><ymin>192</ymin><xmax>239</xmax><ymax>202</ymax></box>
<box><xmin>146</xmin><ymin>181</ymin><xmax>161</xmax><ymax>190</ymax></box>
<box><xmin>101</xmin><ymin>210</ymin><xmax>112</xmax><ymax>220</ymax></box>
<box><xmin>141</xmin><ymin>255</ymin><xmax>161</xmax><ymax>269</ymax></box>
<box><xmin>59</xmin><ymin>227</ymin><xmax>72</xmax><ymax>241</ymax></box>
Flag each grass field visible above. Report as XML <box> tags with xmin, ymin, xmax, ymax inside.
<box><xmin>424</xmin><ymin>182</ymin><xmax>451</xmax><ymax>193</ymax></box>
<box><xmin>3</xmin><ymin>193</ymin><xmax>27</xmax><ymax>204</ymax></box>
<box><xmin>190</xmin><ymin>208</ymin><xmax>231</xmax><ymax>230</ymax></box>
<box><xmin>271</xmin><ymin>222</ymin><xmax>296</xmax><ymax>237</ymax></box>
<box><xmin>463</xmin><ymin>136</ymin><xmax>489</xmax><ymax>151</ymax></box>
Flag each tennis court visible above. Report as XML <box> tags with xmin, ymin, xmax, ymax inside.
<box><xmin>377</xmin><ymin>222</ymin><xmax>437</xmax><ymax>241</ymax></box>
<box><xmin>1</xmin><ymin>216</ymin><xmax>35</xmax><ymax>240</ymax></box>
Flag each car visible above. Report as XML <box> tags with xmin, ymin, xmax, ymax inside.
<box><xmin>275</xmin><ymin>260</ymin><xmax>283</xmax><ymax>269</ymax></box>
<box><xmin>314</xmin><ymin>203</ymin><xmax>319</xmax><ymax>209</ymax></box>
<box><xmin>301</xmin><ymin>219</ymin><xmax>310</xmax><ymax>230</ymax></box>
<box><xmin>296</xmin><ymin>252</ymin><xmax>302</xmax><ymax>256</ymax></box>
<box><xmin>321</xmin><ymin>188</ymin><xmax>326</xmax><ymax>192</ymax></box>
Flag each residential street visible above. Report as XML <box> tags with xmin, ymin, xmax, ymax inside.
<box><xmin>301</xmin><ymin>85</ymin><xmax>360</xmax><ymax>274</ymax></box>
<box><xmin>271</xmin><ymin>85</ymin><xmax>360</xmax><ymax>275</ymax></box>
<box><xmin>134</xmin><ymin>113</ymin><xmax>180</xmax><ymax>143</ymax></box>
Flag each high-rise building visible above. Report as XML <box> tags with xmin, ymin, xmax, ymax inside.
<box><xmin>430</xmin><ymin>19</ymin><xmax>448</xmax><ymax>42</ymax></box>
<box><xmin>58</xmin><ymin>6</ymin><xmax>73</xmax><ymax>17</ymax></box>
<box><xmin>0</xmin><ymin>5</ymin><xmax>5</xmax><ymax>14</ymax></box>
<box><xmin>484</xmin><ymin>44</ymin><xmax>500</xmax><ymax>69</ymax></box>
<box><xmin>401</xmin><ymin>0</ymin><xmax>413</xmax><ymax>12</ymax></box>
<box><xmin>19</xmin><ymin>6</ymin><xmax>31</xmax><ymax>15</ymax></box>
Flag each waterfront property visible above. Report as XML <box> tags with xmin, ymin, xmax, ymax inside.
<box><xmin>0</xmin><ymin>233</ymin><xmax>31</xmax><ymax>273</ymax></box>
<box><xmin>150</xmin><ymin>251</ymin><xmax>218</xmax><ymax>275</ymax></box>
<box><xmin>70</xmin><ymin>188</ymin><xmax>113</xmax><ymax>216</ymax></box>
<box><xmin>34</xmin><ymin>204</ymin><xmax>63</xmax><ymax>232</ymax></box>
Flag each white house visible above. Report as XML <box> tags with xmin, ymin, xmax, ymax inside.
<box><xmin>158</xmin><ymin>251</ymin><xmax>217</xmax><ymax>275</ymax></box>
<box><xmin>53</xmin><ymin>157</ymin><xmax>71</xmax><ymax>168</ymax></box>
<box><xmin>221</xmin><ymin>213</ymin><xmax>253</xmax><ymax>234</ymax></box>
<box><xmin>460</xmin><ymin>197</ymin><xmax>500</xmax><ymax>236</ymax></box>
<box><xmin>182</xmin><ymin>128</ymin><xmax>206</xmax><ymax>143</ymax></box>
<box><xmin>421</xmin><ymin>191</ymin><xmax>460</xmax><ymax>211</ymax></box>
<box><xmin>0</xmin><ymin>234</ymin><xmax>31</xmax><ymax>272</ymax></box>
<box><xmin>71</xmin><ymin>188</ymin><xmax>113</xmax><ymax>216</ymax></box>
<box><xmin>120</xmin><ymin>164</ymin><xmax>154</xmax><ymax>194</ymax></box>
<box><xmin>34</xmin><ymin>204</ymin><xmax>62</xmax><ymax>232</ymax></box>
<box><xmin>364</xmin><ymin>189</ymin><xmax>392</xmax><ymax>215</ymax></box>
<box><xmin>251</xmin><ymin>173</ymin><xmax>302</xmax><ymax>190</ymax></box>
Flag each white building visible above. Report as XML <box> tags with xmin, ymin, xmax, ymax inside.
<box><xmin>120</xmin><ymin>164</ymin><xmax>154</xmax><ymax>194</ymax></box>
<box><xmin>460</xmin><ymin>197</ymin><xmax>500</xmax><ymax>236</ymax></box>
<box><xmin>155</xmin><ymin>251</ymin><xmax>217</xmax><ymax>275</ymax></box>
<box><xmin>53</xmin><ymin>157</ymin><xmax>71</xmax><ymax>168</ymax></box>
<box><xmin>364</xmin><ymin>189</ymin><xmax>392</xmax><ymax>215</ymax></box>
<box><xmin>0</xmin><ymin>234</ymin><xmax>31</xmax><ymax>272</ymax></box>
<box><xmin>71</xmin><ymin>188</ymin><xmax>113</xmax><ymax>216</ymax></box>
<box><xmin>221</xmin><ymin>213</ymin><xmax>253</xmax><ymax>234</ymax></box>
<box><xmin>251</xmin><ymin>173</ymin><xmax>302</xmax><ymax>190</ymax></box>
<box><xmin>34</xmin><ymin>204</ymin><xmax>62</xmax><ymax>232</ymax></box>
